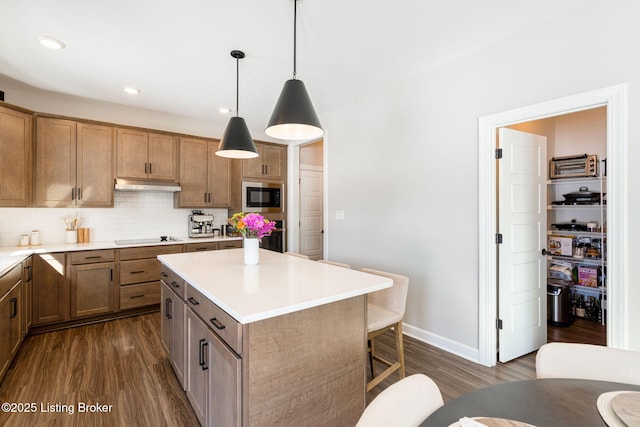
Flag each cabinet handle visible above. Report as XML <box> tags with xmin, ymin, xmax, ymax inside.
<box><xmin>207</xmin><ymin>193</ymin><xmax>211</xmax><ymax>203</ymax></box>
<box><xmin>10</xmin><ymin>297</ymin><xmax>18</xmax><ymax>318</ymax></box>
<box><xmin>77</xmin><ymin>187</ymin><xmax>82</xmax><ymax>200</ymax></box>
<box><xmin>264</xmin><ymin>165</ymin><xmax>268</xmax><ymax>175</ymax></box>
<box><xmin>148</xmin><ymin>163</ymin><xmax>152</xmax><ymax>174</ymax></box>
<box><xmin>85</xmin><ymin>255</ymin><xmax>102</xmax><ymax>260</ymax></box>
<box><xmin>165</xmin><ymin>298</ymin><xmax>173</xmax><ymax>319</ymax></box>
<box><xmin>188</xmin><ymin>297</ymin><xmax>200</xmax><ymax>306</ymax></box>
<box><xmin>129</xmin><ymin>294</ymin><xmax>145</xmax><ymax>299</ymax></box>
<box><xmin>204</xmin><ymin>192</ymin><xmax>207</xmax><ymax>203</ymax></box>
<box><xmin>130</xmin><ymin>270</ymin><xmax>145</xmax><ymax>274</ymax></box>
<box><xmin>170</xmin><ymin>281</ymin><xmax>180</xmax><ymax>289</ymax></box>
<box><xmin>209</xmin><ymin>317</ymin><xmax>226</xmax><ymax>330</ymax></box>
<box><xmin>199</xmin><ymin>338</ymin><xmax>209</xmax><ymax>370</ymax></box>
<box><xmin>144</xmin><ymin>162</ymin><xmax>149</xmax><ymax>174</ymax></box>
<box><xmin>110</xmin><ymin>269</ymin><xmax>113</xmax><ymax>281</ymax></box>
<box><xmin>161</xmin><ymin>271</ymin><xmax>168</xmax><ymax>278</ymax></box>
<box><xmin>26</xmin><ymin>265</ymin><xmax>33</xmax><ymax>282</ymax></box>
<box><xmin>195</xmin><ymin>247</ymin><xmax>209</xmax><ymax>251</ymax></box>
<box><xmin>71</xmin><ymin>187</ymin><xmax>76</xmax><ymax>200</ymax></box>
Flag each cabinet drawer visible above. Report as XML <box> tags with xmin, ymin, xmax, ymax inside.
<box><xmin>160</xmin><ymin>263</ymin><xmax>186</xmax><ymax>300</ymax></box>
<box><xmin>119</xmin><ymin>244</ymin><xmax>182</xmax><ymax>261</ymax></box>
<box><xmin>218</xmin><ymin>240</ymin><xmax>242</xmax><ymax>249</ymax></box>
<box><xmin>69</xmin><ymin>249</ymin><xmax>115</xmax><ymax>265</ymax></box>
<box><xmin>184</xmin><ymin>242</ymin><xmax>218</xmax><ymax>252</ymax></box>
<box><xmin>120</xmin><ymin>281</ymin><xmax>160</xmax><ymax>310</ymax></box>
<box><xmin>120</xmin><ymin>258</ymin><xmax>159</xmax><ymax>285</ymax></box>
<box><xmin>186</xmin><ymin>285</ymin><xmax>242</xmax><ymax>355</ymax></box>
<box><xmin>0</xmin><ymin>263</ymin><xmax>22</xmax><ymax>298</ymax></box>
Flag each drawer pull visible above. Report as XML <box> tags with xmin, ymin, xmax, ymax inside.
<box><xmin>188</xmin><ymin>297</ymin><xmax>200</xmax><ymax>306</ymax></box>
<box><xmin>129</xmin><ymin>294</ymin><xmax>145</xmax><ymax>299</ymax></box>
<box><xmin>195</xmin><ymin>247</ymin><xmax>209</xmax><ymax>251</ymax></box>
<box><xmin>130</xmin><ymin>270</ymin><xmax>145</xmax><ymax>274</ymax></box>
<box><xmin>161</xmin><ymin>272</ymin><xmax>168</xmax><ymax>277</ymax></box>
<box><xmin>210</xmin><ymin>317</ymin><xmax>226</xmax><ymax>330</ymax></box>
<box><xmin>85</xmin><ymin>255</ymin><xmax>102</xmax><ymax>260</ymax></box>
<box><xmin>171</xmin><ymin>281</ymin><xmax>180</xmax><ymax>289</ymax></box>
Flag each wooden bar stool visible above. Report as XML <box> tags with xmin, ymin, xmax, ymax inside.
<box><xmin>361</xmin><ymin>268</ymin><xmax>409</xmax><ymax>392</ymax></box>
<box><xmin>317</xmin><ymin>259</ymin><xmax>351</xmax><ymax>268</ymax></box>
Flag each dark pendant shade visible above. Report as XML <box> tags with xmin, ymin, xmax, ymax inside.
<box><xmin>265</xmin><ymin>79</ymin><xmax>324</xmax><ymax>141</ymax></box>
<box><xmin>216</xmin><ymin>116</ymin><xmax>258</xmax><ymax>159</ymax></box>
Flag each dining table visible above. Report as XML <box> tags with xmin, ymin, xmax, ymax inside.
<box><xmin>421</xmin><ymin>378</ymin><xmax>640</xmax><ymax>426</ymax></box>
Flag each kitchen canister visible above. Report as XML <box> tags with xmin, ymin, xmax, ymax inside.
<box><xmin>19</xmin><ymin>235</ymin><xmax>30</xmax><ymax>246</ymax></box>
<box><xmin>31</xmin><ymin>230</ymin><xmax>40</xmax><ymax>245</ymax></box>
<box><xmin>65</xmin><ymin>230</ymin><xmax>78</xmax><ymax>244</ymax></box>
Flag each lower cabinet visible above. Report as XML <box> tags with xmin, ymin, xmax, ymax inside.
<box><xmin>161</xmin><ymin>275</ymin><xmax>186</xmax><ymax>389</ymax></box>
<box><xmin>186</xmin><ymin>308</ymin><xmax>241</xmax><ymax>427</ymax></box>
<box><xmin>69</xmin><ymin>250</ymin><xmax>116</xmax><ymax>318</ymax></box>
<box><xmin>21</xmin><ymin>256</ymin><xmax>32</xmax><ymax>337</ymax></box>
<box><xmin>33</xmin><ymin>253</ymin><xmax>69</xmax><ymax>326</ymax></box>
<box><xmin>0</xmin><ymin>263</ymin><xmax>24</xmax><ymax>382</ymax></box>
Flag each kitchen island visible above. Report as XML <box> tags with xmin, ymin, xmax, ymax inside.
<box><xmin>158</xmin><ymin>248</ymin><xmax>392</xmax><ymax>427</ymax></box>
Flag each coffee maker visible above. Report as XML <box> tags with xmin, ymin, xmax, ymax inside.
<box><xmin>188</xmin><ymin>210</ymin><xmax>215</xmax><ymax>238</ymax></box>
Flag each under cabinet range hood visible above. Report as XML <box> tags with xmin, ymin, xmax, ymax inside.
<box><xmin>114</xmin><ymin>178</ymin><xmax>181</xmax><ymax>192</ymax></box>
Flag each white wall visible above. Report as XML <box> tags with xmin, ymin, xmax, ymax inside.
<box><xmin>2</xmin><ymin>1</ymin><xmax>639</xmax><ymax>357</ymax></box>
<box><xmin>322</xmin><ymin>1</ymin><xmax>640</xmax><ymax>355</ymax></box>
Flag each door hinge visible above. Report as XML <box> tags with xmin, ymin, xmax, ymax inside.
<box><xmin>496</xmin><ymin>319</ymin><xmax>503</xmax><ymax>330</ymax></box>
<box><xmin>495</xmin><ymin>233</ymin><xmax>503</xmax><ymax>244</ymax></box>
<box><xmin>495</xmin><ymin>148</ymin><xmax>503</xmax><ymax>159</ymax></box>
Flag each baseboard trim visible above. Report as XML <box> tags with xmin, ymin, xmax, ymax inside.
<box><xmin>402</xmin><ymin>322</ymin><xmax>480</xmax><ymax>364</ymax></box>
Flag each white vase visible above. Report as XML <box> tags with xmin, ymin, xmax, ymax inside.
<box><xmin>244</xmin><ymin>238</ymin><xmax>259</xmax><ymax>265</ymax></box>
<box><xmin>65</xmin><ymin>230</ymin><xmax>78</xmax><ymax>244</ymax></box>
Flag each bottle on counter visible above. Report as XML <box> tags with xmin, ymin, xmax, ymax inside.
<box><xmin>576</xmin><ymin>295</ymin><xmax>586</xmax><ymax>318</ymax></box>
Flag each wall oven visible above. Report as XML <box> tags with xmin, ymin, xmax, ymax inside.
<box><xmin>242</xmin><ymin>182</ymin><xmax>284</xmax><ymax>213</ymax></box>
<box><xmin>261</xmin><ymin>220</ymin><xmax>285</xmax><ymax>253</ymax></box>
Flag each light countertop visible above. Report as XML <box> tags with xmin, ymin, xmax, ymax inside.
<box><xmin>0</xmin><ymin>236</ymin><xmax>242</xmax><ymax>277</ymax></box>
<box><xmin>158</xmin><ymin>249</ymin><xmax>393</xmax><ymax>324</ymax></box>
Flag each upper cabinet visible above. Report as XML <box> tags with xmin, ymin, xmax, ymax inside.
<box><xmin>0</xmin><ymin>104</ymin><xmax>33</xmax><ymax>207</ymax></box>
<box><xmin>242</xmin><ymin>142</ymin><xmax>286</xmax><ymax>181</ymax></box>
<box><xmin>35</xmin><ymin>117</ymin><xmax>114</xmax><ymax>207</ymax></box>
<box><xmin>116</xmin><ymin>128</ymin><xmax>178</xmax><ymax>182</ymax></box>
<box><xmin>175</xmin><ymin>137</ymin><xmax>231</xmax><ymax>208</ymax></box>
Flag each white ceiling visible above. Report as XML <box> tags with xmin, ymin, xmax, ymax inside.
<box><xmin>0</xmin><ymin>0</ymin><xmax>593</xmax><ymax>142</ymax></box>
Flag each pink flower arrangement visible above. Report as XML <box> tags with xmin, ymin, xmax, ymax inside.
<box><xmin>230</xmin><ymin>212</ymin><xmax>276</xmax><ymax>241</ymax></box>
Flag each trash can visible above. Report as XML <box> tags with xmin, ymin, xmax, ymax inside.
<box><xmin>547</xmin><ymin>282</ymin><xmax>573</xmax><ymax>327</ymax></box>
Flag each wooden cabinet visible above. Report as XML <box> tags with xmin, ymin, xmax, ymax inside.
<box><xmin>21</xmin><ymin>256</ymin><xmax>32</xmax><ymax>337</ymax></box>
<box><xmin>0</xmin><ymin>263</ymin><xmax>23</xmax><ymax>382</ymax></box>
<box><xmin>32</xmin><ymin>253</ymin><xmax>69</xmax><ymax>326</ymax></box>
<box><xmin>242</xmin><ymin>142</ymin><xmax>285</xmax><ymax>181</ymax></box>
<box><xmin>175</xmin><ymin>137</ymin><xmax>231</xmax><ymax>208</ymax></box>
<box><xmin>186</xmin><ymin>308</ymin><xmax>241</xmax><ymax>427</ymax></box>
<box><xmin>69</xmin><ymin>250</ymin><xmax>116</xmax><ymax>318</ymax></box>
<box><xmin>118</xmin><ymin>245</ymin><xmax>182</xmax><ymax>311</ymax></box>
<box><xmin>161</xmin><ymin>264</ymin><xmax>187</xmax><ymax>389</ymax></box>
<box><xmin>0</xmin><ymin>104</ymin><xmax>32</xmax><ymax>207</ymax></box>
<box><xmin>116</xmin><ymin>128</ymin><xmax>178</xmax><ymax>182</ymax></box>
<box><xmin>184</xmin><ymin>240</ymin><xmax>242</xmax><ymax>253</ymax></box>
<box><xmin>35</xmin><ymin>117</ymin><xmax>114</xmax><ymax>207</ymax></box>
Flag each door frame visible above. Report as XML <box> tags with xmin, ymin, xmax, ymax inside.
<box><xmin>478</xmin><ymin>84</ymin><xmax>628</xmax><ymax>366</ymax></box>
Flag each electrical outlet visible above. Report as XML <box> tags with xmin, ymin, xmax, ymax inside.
<box><xmin>335</xmin><ymin>210</ymin><xmax>345</xmax><ymax>220</ymax></box>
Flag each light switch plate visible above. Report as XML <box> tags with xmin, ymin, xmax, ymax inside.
<box><xmin>335</xmin><ymin>210</ymin><xmax>345</xmax><ymax>220</ymax></box>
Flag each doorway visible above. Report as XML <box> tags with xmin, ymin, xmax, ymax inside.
<box><xmin>477</xmin><ymin>84</ymin><xmax>628</xmax><ymax>367</ymax></box>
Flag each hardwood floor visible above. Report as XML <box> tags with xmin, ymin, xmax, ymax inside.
<box><xmin>0</xmin><ymin>313</ymin><xmax>605</xmax><ymax>426</ymax></box>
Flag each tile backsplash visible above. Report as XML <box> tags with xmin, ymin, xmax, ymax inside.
<box><xmin>0</xmin><ymin>192</ymin><xmax>229</xmax><ymax>247</ymax></box>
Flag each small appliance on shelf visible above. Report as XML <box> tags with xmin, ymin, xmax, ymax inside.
<box><xmin>189</xmin><ymin>210</ymin><xmax>215</xmax><ymax>238</ymax></box>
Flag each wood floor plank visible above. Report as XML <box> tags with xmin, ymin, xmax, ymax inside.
<box><xmin>0</xmin><ymin>312</ymin><xmax>605</xmax><ymax>426</ymax></box>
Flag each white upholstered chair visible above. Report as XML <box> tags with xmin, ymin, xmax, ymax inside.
<box><xmin>536</xmin><ymin>342</ymin><xmax>640</xmax><ymax>385</ymax></box>
<box><xmin>284</xmin><ymin>252</ymin><xmax>310</xmax><ymax>259</ymax></box>
<box><xmin>317</xmin><ymin>259</ymin><xmax>351</xmax><ymax>268</ymax></box>
<box><xmin>362</xmin><ymin>268</ymin><xmax>409</xmax><ymax>392</ymax></box>
<box><xmin>356</xmin><ymin>374</ymin><xmax>443</xmax><ymax>427</ymax></box>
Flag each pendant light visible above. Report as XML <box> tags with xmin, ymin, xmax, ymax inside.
<box><xmin>216</xmin><ymin>50</ymin><xmax>259</xmax><ymax>159</ymax></box>
<box><xmin>265</xmin><ymin>0</ymin><xmax>323</xmax><ymax>141</ymax></box>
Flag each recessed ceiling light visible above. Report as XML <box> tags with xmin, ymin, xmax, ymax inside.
<box><xmin>124</xmin><ymin>87</ymin><xmax>140</xmax><ymax>95</ymax></box>
<box><xmin>38</xmin><ymin>35</ymin><xmax>65</xmax><ymax>50</ymax></box>
<box><xmin>219</xmin><ymin>107</ymin><xmax>231</xmax><ymax>114</ymax></box>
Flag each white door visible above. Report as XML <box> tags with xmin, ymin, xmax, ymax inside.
<box><xmin>498</xmin><ymin>128</ymin><xmax>547</xmax><ymax>363</ymax></box>
<box><xmin>299</xmin><ymin>169</ymin><xmax>323</xmax><ymax>260</ymax></box>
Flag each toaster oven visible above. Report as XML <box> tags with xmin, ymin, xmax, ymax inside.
<box><xmin>549</xmin><ymin>154</ymin><xmax>598</xmax><ymax>179</ymax></box>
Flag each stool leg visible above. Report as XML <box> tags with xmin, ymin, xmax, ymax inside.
<box><xmin>368</xmin><ymin>338</ymin><xmax>375</xmax><ymax>378</ymax></box>
<box><xmin>395</xmin><ymin>321</ymin><xmax>405</xmax><ymax>378</ymax></box>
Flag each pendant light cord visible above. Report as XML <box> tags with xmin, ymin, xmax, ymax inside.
<box><xmin>293</xmin><ymin>0</ymin><xmax>297</xmax><ymax>79</ymax></box>
<box><xmin>236</xmin><ymin>55</ymin><xmax>240</xmax><ymax>117</ymax></box>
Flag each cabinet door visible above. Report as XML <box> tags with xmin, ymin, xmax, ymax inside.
<box><xmin>242</xmin><ymin>145</ymin><xmax>265</xmax><ymax>179</ymax></box>
<box><xmin>77</xmin><ymin>123</ymin><xmax>114</xmax><ymax>207</ymax></box>
<box><xmin>161</xmin><ymin>282</ymin><xmax>173</xmax><ymax>355</ymax></box>
<box><xmin>148</xmin><ymin>132</ymin><xmax>178</xmax><ymax>181</ymax></box>
<box><xmin>177</xmin><ymin>137</ymin><xmax>209</xmax><ymax>208</ymax></box>
<box><xmin>209</xmin><ymin>321</ymin><xmax>241</xmax><ymax>427</ymax></box>
<box><xmin>70</xmin><ymin>262</ymin><xmax>116</xmax><ymax>318</ymax></box>
<box><xmin>261</xmin><ymin>144</ymin><xmax>284</xmax><ymax>180</ymax></box>
<box><xmin>0</xmin><ymin>284</ymin><xmax>21</xmax><ymax>380</ymax></box>
<box><xmin>35</xmin><ymin>117</ymin><xmax>77</xmax><ymax>207</ymax></box>
<box><xmin>32</xmin><ymin>253</ymin><xmax>69</xmax><ymax>325</ymax></box>
<box><xmin>0</xmin><ymin>105</ymin><xmax>32</xmax><ymax>207</ymax></box>
<box><xmin>187</xmin><ymin>310</ymin><xmax>210</xmax><ymax>426</ymax></box>
<box><xmin>116</xmin><ymin>128</ymin><xmax>148</xmax><ymax>179</ymax></box>
<box><xmin>208</xmin><ymin>141</ymin><xmax>231</xmax><ymax>207</ymax></box>
<box><xmin>171</xmin><ymin>291</ymin><xmax>186</xmax><ymax>390</ymax></box>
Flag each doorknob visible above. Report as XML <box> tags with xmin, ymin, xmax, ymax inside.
<box><xmin>541</xmin><ymin>249</ymin><xmax>551</xmax><ymax>256</ymax></box>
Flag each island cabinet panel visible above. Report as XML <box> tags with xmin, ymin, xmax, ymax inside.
<box><xmin>32</xmin><ymin>253</ymin><xmax>69</xmax><ymax>325</ymax></box>
<box><xmin>0</xmin><ymin>104</ymin><xmax>32</xmax><ymax>207</ymax></box>
<box><xmin>161</xmin><ymin>279</ymin><xmax>186</xmax><ymax>389</ymax></box>
<box><xmin>243</xmin><ymin>296</ymin><xmax>366</xmax><ymax>427</ymax></box>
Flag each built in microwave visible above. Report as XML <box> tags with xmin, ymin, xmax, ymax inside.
<box><xmin>242</xmin><ymin>182</ymin><xmax>284</xmax><ymax>213</ymax></box>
